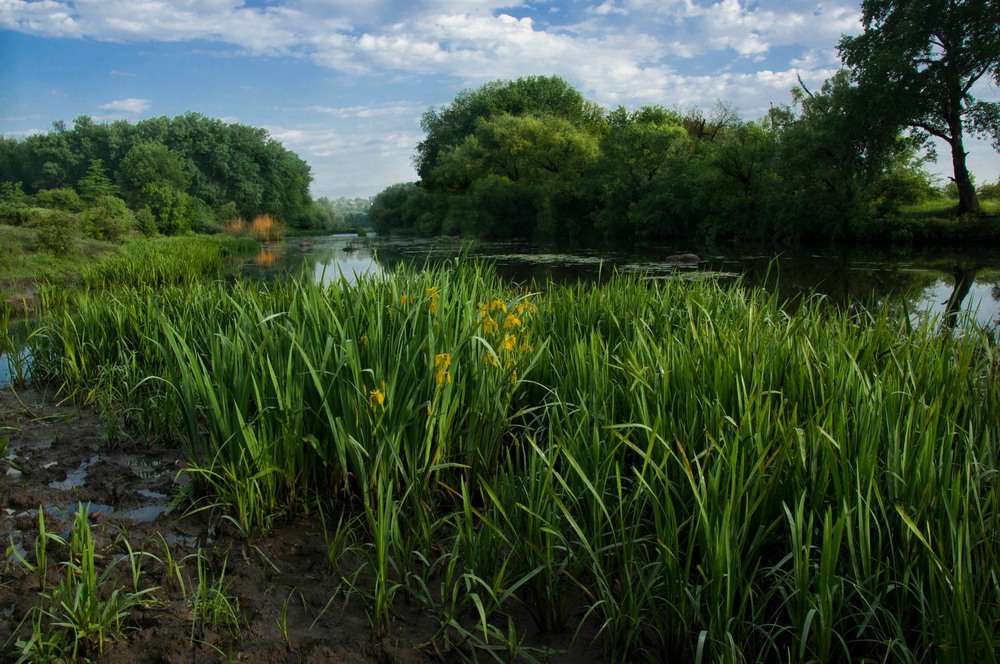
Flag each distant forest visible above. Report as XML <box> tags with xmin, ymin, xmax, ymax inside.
<box><xmin>0</xmin><ymin>113</ymin><xmax>367</xmax><ymax>236</ymax></box>
<box><xmin>369</xmin><ymin>73</ymin><xmax>999</xmax><ymax>246</ymax></box>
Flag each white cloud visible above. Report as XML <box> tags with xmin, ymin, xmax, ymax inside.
<box><xmin>100</xmin><ymin>98</ymin><xmax>151</xmax><ymax>113</ymax></box>
<box><xmin>298</xmin><ymin>101</ymin><xmax>426</xmax><ymax>118</ymax></box>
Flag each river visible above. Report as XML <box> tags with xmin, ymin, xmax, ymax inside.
<box><xmin>235</xmin><ymin>234</ymin><xmax>1000</xmax><ymax>332</ymax></box>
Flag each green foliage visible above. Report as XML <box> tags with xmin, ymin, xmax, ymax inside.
<box><xmin>119</xmin><ymin>141</ymin><xmax>193</xmax><ymax>209</ymax></box>
<box><xmin>29</xmin><ymin>210</ymin><xmax>77</xmax><ymax>256</ymax></box>
<box><xmin>143</xmin><ymin>182</ymin><xmax>193</xmax><ymax>235</ymax></box>
<box><xmin>26</xmin><ymin>262</ymin><xmax>1000</xmax><ymax>661</ymax></box>
<box><xmin>76</xmin><ymin>159</ymin><xmax>119</xmax><ymax>203</ymax></box>
<box><xmin>376</xmin><ymin>72</ymin><xmax>955</xmax><ymax>245</ymax></box>
<box><xmin>82</xmin><ymin>195</ymin><xmax>132</xmax><ymax>242</ymax></box>
<box><xmin>133</xmin><ymin>206</ymin><xmax>157</xmax><ymax>236</ymax></box>
<box><xmin>839</xmin><ymin>0</ymin><xmax>1000</xmax><ymax>215</ymax></box>
<box><xmin>5</xmin><ymin>113</ymin><xmax>318</xmax><ymax>229</ymax></box>
<box><xmin>0</xmin><ymin>182</ymin><xmax>32</xmax><ymax>226</ymax></box>
<box><xmin>34</xmin><ymin>187</ymin><xmax>85</xmax><ymax>212</ymax></box>
<box><xmin>416</xmin><ymin>75</ymin><xmax>604</xmax><ymax>180</ymax></box>
<box><xmin>9</xmin><ymin>505</ymin><xmax>157</xmax><ymax>661</ymax></box>
<box><xmin>979</xmin><ymin>178</ymin><xmax>1000</xmax><ymax>201</ymax></box>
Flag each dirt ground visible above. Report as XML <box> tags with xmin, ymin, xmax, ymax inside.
<box><xmin>0</xmin><ymin>386</ymin><xmax>598</xmax><ymax>663</ymax></box>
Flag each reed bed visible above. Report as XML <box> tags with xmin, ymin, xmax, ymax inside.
<box><xmin>79</xmin><ymin>235</ymin><xmax>253</xmax><ymax>289</ymax></box>
<box><xmin>26</xmin><ymin>255</ymin><xmax>1000</xmax><ymax>662</ymax></box>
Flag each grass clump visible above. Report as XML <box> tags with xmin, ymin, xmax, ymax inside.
<box><xmin>24</xmin><ymin>258</ymin><xmax>1000</xmax><ymax>662</ymax></box>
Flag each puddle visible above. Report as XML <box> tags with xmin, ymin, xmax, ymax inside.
<box><xmin>47</xmin><ymin>454</ymin><xmax>102</xmax><ymax>490</ymax></box>
<box><xmin>137</xmin><ymin>489</ymin><xmax>168</xmax><ymax>500</ymax></box>
<box><xmin>117</xmin><ymin>504</ymin><xmax>168</xmax><ymax>523</ymax></box>
<box><xmin>0</xmin><ymin>348</ymin><xmax>33</xmax><ymax>388</ymax></box>
<box><xmin>122</xmin><ymin>456</ymin><xmax>164</xmax><ymax>480</ymax></box>
<box><xmin>163</xmin><ymin>533</ymin><xmax>199</xmax><ymax>548</ymax></box>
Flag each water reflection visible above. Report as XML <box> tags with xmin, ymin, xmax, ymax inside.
<box><xmin>227</xmin><ymin>235</ymin><xmax>1000</xmax><ymax>332</ymax></box>
<box><xmin>232</xmin><ymin>234</ymin><xmax>383</xmax><ymax>285</ymax></box>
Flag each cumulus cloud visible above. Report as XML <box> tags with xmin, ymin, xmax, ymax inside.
<box><xmin>2</xmin><ymin>0</ymin><xmax>863</xmax><ymax>139</ymax></box>
<box><xmin>99</xmin><ymin>98</ymin><xmax>151</xmax><ymax>113</ymax></box>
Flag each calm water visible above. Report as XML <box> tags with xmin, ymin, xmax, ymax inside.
<box><xmin>232</xmin><ymin>235</ymin><xmax>1000</xmax><ymax>332</ymax></box>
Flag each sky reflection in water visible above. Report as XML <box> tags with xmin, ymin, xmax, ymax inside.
<box><xmin>232</xmin><ymin>235</ymin><xmax>1000</xmax><ymax>333</ymax></box>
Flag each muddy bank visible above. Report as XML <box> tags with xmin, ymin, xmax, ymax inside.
<box><xmin>0</xmin><ymin>387</ymin><xmax>597</xmax><ymax>662</ymax></box>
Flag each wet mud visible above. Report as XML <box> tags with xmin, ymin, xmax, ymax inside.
<box><xmin>0</xmin><ymin>387</ymin><xmax>597</xmax><ymax>663</ymax></box>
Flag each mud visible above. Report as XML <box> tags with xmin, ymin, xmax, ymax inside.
<box><xmin>0</xmin><ymin>386</ymin><xmax>599</xmax><ymax>662</ymax></box>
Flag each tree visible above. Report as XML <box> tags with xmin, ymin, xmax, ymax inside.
<box><xmin>582</xmin><ymin>106</ymin><xmax>693</xmax><ymax>242</ymax></box>
<box><xmin>415</xmin><ymin>75</ymin><xmax>603</xmax><ymax>180</ymax></box>
<box><xmin>429</xmin><ymin>113</ymin><xmax>599</xmax><ymax>239</ymax></box>
<box><xmin>77</xmin><ymin>159</ymin><xmax>118</xmax><ymax>203</ymax></box>
<box><xmin>839</xmin><ymin>0</ymin><xmax>1000</xmax><ymax>215</ymax></box>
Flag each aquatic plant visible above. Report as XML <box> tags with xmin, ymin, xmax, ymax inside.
<box><xmin>24</xmin><ymin>254</ymin><xmax>1000</xmax><ymax>662</ymax></box>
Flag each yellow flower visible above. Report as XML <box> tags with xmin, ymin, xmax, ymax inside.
<box><xmin>483</xmin><ymin>353</ymin><xmax>499</xmax><ymax>367</ymax></box>
<box><xmin>425</xmin><ymin>287</ymin><xmax>440</xmax><ymax>314</ymax></box>
<box><xmin>490</xmin><ymin>298</ymin><xmax>507</xmax><ymax>313</ymax></box>
<box><xmin>503</xmin><ymin>314</ymin><xmax>521</xmax><ymax>329</ymax></box>
<box><xmin>519</xmin><ymin>342</ymin><xmax>533</xmax><ymax>354</ymax></box>
<box><xmin>434</xmin><ymin>353</ymin><xmax>452</xmax><ymax>387</ymax></box>
<box><xmin>400</xmin><ymin>294</ymin><xmax>412</xmax><ymax>307</ymax></box>
<box><xmin>369</xmin><ymin>383</ymin><xmax>385</xmax><ymax>409</ymax></box>
<box><xmin>502</xmin><ymin>333</ymin><xmax>516</xmax><ymax>352</ymax></box>
<box><xmin>359</xmin><ymin>334</ymin><xmax>368</xmax><ymax>347</ymax></box>
<box><xmin>482</xmin><ymin>316</ymin><xmax>499</xmax><ymax>335</ymax></box>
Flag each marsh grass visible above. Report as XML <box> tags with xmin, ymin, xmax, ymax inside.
<box><xmin>8</xmin><ymin>505</ymin><xmax>159</xmax><ymax>662</ymax></box>
<box><xmin>25</xmin><ymin>252</ymin><xmax>1000</xmax><ymax>662</ymax></box>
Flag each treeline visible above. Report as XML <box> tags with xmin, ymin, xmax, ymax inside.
<box><xmin>0</xmin><ymin>113</ymin><xmax>353</xmax><ymax>241</ymax></box>
<box><xmin>370</xmin><ymin>74</ymin><xmax>992</xmax><ymax>245</ymax></box>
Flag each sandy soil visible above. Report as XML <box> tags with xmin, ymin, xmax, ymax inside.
<box><xmin>0</xmin><ymin>386</ymin><xmax>597</xmax><ymax>663</ymax></box>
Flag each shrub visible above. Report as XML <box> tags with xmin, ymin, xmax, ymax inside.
<box><xmin>0</xmin><ymin>181</ymin><xmax>32</xmax><ymax>225</ymax></box>
<box><xmin>30</xmin><ymin>211</ymin><xmax>77</xmax><ymax>256</ymax></box>
<box><xmin>35</xmin><ymin>188</ymin><xmax>86</xmax><ymax>212</ymax></box>
<box><xmin>978</xmin><ymin>179</ymin><xmax>1000</xmax><ymax>201</ymax></box>
<box><xmin>247</xmin><ymin>214</ymin><xmax>285</xmax><ymax>242</ymax></box>
<box><xmin>83</xmin><ymin>195</ymin><xmax>132</xmax><ymax>243</ymax></box>
<box><xmin>134</xmin><ymin>207</ymin><xmax>157</xmax><ymax>236</ymax></box>
<box><xmin>221</xmin><ymin>217</ymin><xmax>247</xmax><ymax>237</ymax></box>
<box><xmin>190</xmin><ymin>198</ymin><xmax>219</xmax><ymax>234</ymax></box>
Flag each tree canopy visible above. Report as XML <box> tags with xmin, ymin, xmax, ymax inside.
<box><xmin>1</xmin><ymin>113</ymin><xmax>316</xmax><ymax>231</ymax></box>
<box><xmin>839</xmin><ymin>0</ymin><xmax>1000</xmax><ymax>214</ymax></box>
<box><xmin>376</xmin><ymin>74</ymin><xmax>941</xmax><ymax>245</ymax></box>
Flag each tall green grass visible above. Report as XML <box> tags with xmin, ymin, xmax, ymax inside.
<box><xmin>26</xmin><ymin>255</ymin><xmax>1000</xmax><ymax>661</ymax></box>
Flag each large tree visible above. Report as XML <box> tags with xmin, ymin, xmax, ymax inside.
<box><xmin>414</xmin><ymin>75</ymin><xmax>603</xmax><ymax>181</ymax></box>
<box><xmin>839</xmin><ymin>0</ymin><xmax>1000</xmax><ymax>215</ymax></box>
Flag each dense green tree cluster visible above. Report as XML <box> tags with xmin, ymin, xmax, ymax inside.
<box><xmin>374</xmin><ymin>74</ymin><xmax>941</xmax><ymax>245</ymax></box>
<box><xmin>0</xmin><ymin>113</ymin><xmax>316</xmax><ymax>236</ymax></box>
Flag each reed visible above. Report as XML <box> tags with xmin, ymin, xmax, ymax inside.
<box><xmin>24</xmin><ymin>255</ymin><xmax>1000</xmax><ymax>662</ymax></box>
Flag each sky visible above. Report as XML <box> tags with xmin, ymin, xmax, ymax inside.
<box><xmin>1</xmin><ymin>0</ymin><xmax>998</xmax><ymax>199</ymax></box>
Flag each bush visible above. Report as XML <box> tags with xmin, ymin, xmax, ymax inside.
<box><xmin>190</xmin><ymin>198</ymin><xmax>219</xmax><ymax>234</ymax></box>
<box><xmin>0</xmin><ymin>181</ymin><xmax>32</xmax><ymax>225</ymax></box>
<box><xmin>35</xmin><ymin>188</ymin><xmax>86</xmax><ymax>212</ymax></box>
<box><xmin>247</xmin><ymin>214</ymin><xmax>285</xmax><ymax>242</ymax></box>
<box><xmin>0</xmin><ymin>202</ymin><xmax>32</xmax><ymax>226</ymax></box>
<box><xmin>30</xmin><ymin>211</ymin><xmax>77</xmax><ymax>256</ymax></box>
<box><xmin>134</xmin><ymin>207</ymin><xmax>157</xmax><ymax>236</ymax></box>
<box><xmin>83</xmin><ymin>195</ymin><xmax>132</xmax><ymax>243</ymax></box>
<box><xmin>978</xmin><ymin>179</ymin><xmax>1000</xmax><ymax>201</ymax></box>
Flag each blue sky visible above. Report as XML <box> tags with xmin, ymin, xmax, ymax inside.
<box><xmin>1</xmin><ymin>0</ymin><xmax>997</xmax><ymax>199</ymax></box>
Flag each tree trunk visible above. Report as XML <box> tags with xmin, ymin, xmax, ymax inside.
<box><xmin>948</xmin><ymin>116</ymin><xmax>982</xmax><ymax>215</ymax></box>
